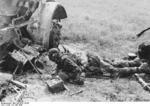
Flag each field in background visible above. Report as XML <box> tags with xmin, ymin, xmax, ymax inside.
<box><xmin>58</xmin><ymin>0</ymin><xmax>150</xmax><ymax>59</ymax></box>
<box><xmin>2</xmin><ymin>0</ymin><xmax>150</xmax><ymax>102</ymax></box>
<box><xmin>55</xmin><ymin>0</ymin><xmax>150</xmax><ymax>101</ymax></box>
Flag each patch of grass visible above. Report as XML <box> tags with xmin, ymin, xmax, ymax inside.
<box><xmin>56</xmin><ymin>0</ymin><xmax>150</xmax><ymax>101</ymax></box>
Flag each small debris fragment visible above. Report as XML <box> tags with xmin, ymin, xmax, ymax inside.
<box><xmin>134</xmin><ymin>73</ymin><xmax>150</xmax><ymax>92</ymax></box>
<box><xmin>8</xmin><ymin>80</ymin><xmax>27</xmax><ymax>89</ymax></box>
<box><xmin>70</xmin><ymin>89</ymin><xmax>83</xmax><ymax>96</ymax></box>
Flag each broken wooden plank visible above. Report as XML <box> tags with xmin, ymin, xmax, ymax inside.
<box><xmin>8</xmin><ymin>80</ymin><xmax>27</xmax><ymax>89</ymax></box>
<box><xmin>70</xmin><ymin>90</ymin><xmax>83</xmax><ymax>96</ymax></box>
<box><xmin>134</xmin><ymin>73</ymin><xmax>150</xmax><ymax>92</ymax></box>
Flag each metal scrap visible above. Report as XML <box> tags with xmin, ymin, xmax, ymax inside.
<box><xmin>0</xmin><ymin>0</ymin><xmax>68</xmax><ymax>103</ymax></box>
<box><xmin>69</xmin><ymin>89</ymin><xmax>83</xmax><ymax>96</ymax></box>
<box><xmin>0</xmin><ymin>79</ymin><xmax>27</xmax><ymax>103</ymax></box>
<box><xmin>8</xmin><ymin>80</ymin><xmax>27</xmax><ymax>89</ymax></box>
<box><xmin>0</xmin><ymin>20</ymin><xmax>37</xmax><ymax>31</ymax></box>
<box><xmin>12</xmin><ymin>89</ymin><xmax>26</xmax><ymax>105</ymax></box>
<box><xmin>46</xmin><ymin>76</ymin><xmax>66</xmax><ymax>93</ymax></box>
<box><xmin>9</xmin><ymin>45</ymin><xmax>39</xmax><ymax>65</ymax></box>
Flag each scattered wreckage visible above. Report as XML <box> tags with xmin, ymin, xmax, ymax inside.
<box><xmin>0</xmin><ymin>0</ymin><xmax>68</xmax><ymax>103</ymax></box>
<box><xmin>0</xmin><ymin>0</ymin><xmax>67</xmax><ymax>59</ymax></box>
<box><xmin>0</xmin><ymin>0</ymin><xmax>150</xmax><ymax>103</ymax></box>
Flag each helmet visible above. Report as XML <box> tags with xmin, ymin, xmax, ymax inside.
<box><xmin>138</xmin><ymin>42</ymin><xmax>150</xmax><ymax>60</ymax></box>
<box><xmin>49</xmin><ymin>48</ymin><xmax>59</xmax><ymax>54</ymax></box>
<box><xmin>86</xmin><ymin>53</ymin><xmax>100</xmax><ymax>67</ymax></box>
<box><xmin>48</xmin><ymin>48</ymin><xmax>60</xmax><ymax>62</ymax></box>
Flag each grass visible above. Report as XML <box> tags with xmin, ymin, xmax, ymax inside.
<box><xmin>58</xmin><ymin>0</ymin><xmax>150</xmax><ymax>59</ymax></box>
<box><xmin>2</xmin><ymin>0</ymin><xmax>150</xmax><ymax>102</ymax></box>
<box><xmin>55</xmin><ymin>0</ymin><xmax>150</xmax><ymax>101</ymax></box>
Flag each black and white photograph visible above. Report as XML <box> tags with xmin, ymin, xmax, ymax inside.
<box><xmin>0</xmin><ymin>0</ymin><xmax>150</xmax><ymax>105</ymax></box>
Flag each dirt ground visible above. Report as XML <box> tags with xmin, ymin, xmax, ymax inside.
<box><xmin>2</xmin><ymin>0</ymin><xmax>150</xmax><ymax>102</ymax></box>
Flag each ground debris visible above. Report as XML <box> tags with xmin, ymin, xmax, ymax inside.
<box><xmin>0</xmin><ymin>79</ymin><xmax>27</xmax><ymax>104</ymax></box>
<box><xmin>134</xmin><ymin>74</ymin><xmax>150</xmax><ymax>92</ymax></box>
<box><xmin>8</xmin><ymin>80</ymin><xmax>27</xmax><ymax>89</ymax></box>
<box><xmin>69</xmin><ymin>89</ymin><xmax>83</xmax><ymax>96</ymax></box>
<box><xmin>46</xmin><ymin>76</ymin><xmax>66</xmax><ymax>93</ymax></box>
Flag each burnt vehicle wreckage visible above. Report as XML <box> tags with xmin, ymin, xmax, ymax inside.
<box><xmin>0</xmin><ymin>0</ymin><xmax>150</xmax><ymax>103</ymax></box>
<box><xmin>0</xmin><ymin>0</ymin><xmax>68</xmax><ymax>102</ymax></box>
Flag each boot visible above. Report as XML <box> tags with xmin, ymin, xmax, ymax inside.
<box><xmin>138</xmin><ymin>63</ymin><xmax>150</xmax><ymax>74</ymax></box>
